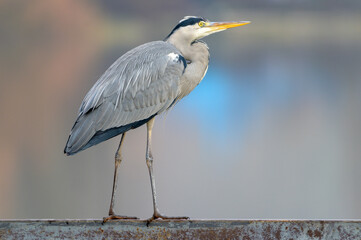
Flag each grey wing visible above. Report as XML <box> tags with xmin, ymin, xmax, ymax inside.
<box><xmin>64</xmin><ymin>41</ymin><xmax>186</xmax><ymax>155</ymax></box>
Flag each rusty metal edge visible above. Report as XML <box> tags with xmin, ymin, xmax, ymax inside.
<box><xmin>1</xmin><ymin>219</ymin><xmax>361</xmax><ymax>239</ymax></box>
<box><xmin>1</xmin><ymin>218</ymin><xmax>361</xmax><ymax>221</ymax></box>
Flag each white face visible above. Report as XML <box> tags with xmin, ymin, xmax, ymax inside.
<box><xmin>166</xmin><ymin>17</ymin><xmax>250</xmax><ymax>44</ymax></box>
<box><xmin>175</xmin><ymin>21</ymin><xmax>226</xmax><ymax>42</ymax></box>
<box><xmin>195</xmin><ymin>22</ymin><xmax>227</xmax><ymax>39</ymax></box>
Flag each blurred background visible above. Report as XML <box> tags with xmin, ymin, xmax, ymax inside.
<box><xmin>1</xmin><ymin>0</ymin><xmax>361</xmax><ymax>220</ymax></box>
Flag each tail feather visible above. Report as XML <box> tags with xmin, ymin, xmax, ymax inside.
<box><xmin>64</xmin><ymin>113</ymin><xmax>157</xmax><ymax>155</ymax></box>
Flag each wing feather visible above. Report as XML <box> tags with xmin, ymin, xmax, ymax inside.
<box><xmin>65</xmin><ymin>41</ymin><xmax>186</xmax><ymax>155</ymax></box>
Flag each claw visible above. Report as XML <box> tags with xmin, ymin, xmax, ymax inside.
<box><xmin>146</xmin><ymin>213</ymin><xmax>189</xmax><ymax>226</ymax></box>
<box><xmin>103</xmin><ymin>215</ymin><xmax>139</xmax><ymax>223</ymax></box>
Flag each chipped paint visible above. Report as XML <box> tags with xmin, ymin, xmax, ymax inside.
<box><xmin>0</xmin><ymin>219</ymin><xmax>360</xmax><ymax>239</ymax></box>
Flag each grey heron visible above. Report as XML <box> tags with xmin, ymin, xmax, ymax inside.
<box><xmin>64</xmin><ymin>16</ymin><xmax>250</xmax><ymax>222</ymax></box>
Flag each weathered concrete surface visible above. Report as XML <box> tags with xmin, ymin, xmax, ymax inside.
<box><xmin>0</xmin><ymin>219</ymin><xmax>360</xmax><ymax>239</ymax></box>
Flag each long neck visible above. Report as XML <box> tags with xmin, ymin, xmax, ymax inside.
<box><xmin>166</xmin><ymin>34</ymin><xmax>209</xmax><ymax>64</ymax></box>
<box><xmin>166</xmin><ymin>35</ymin><xmax>210</xmax><ymax>98</ymax></box>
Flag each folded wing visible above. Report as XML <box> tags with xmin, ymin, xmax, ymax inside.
<box><xmin>65</xmin><ymin>41</ymin><xmax>186</xmax><ymax>155</ymax></box>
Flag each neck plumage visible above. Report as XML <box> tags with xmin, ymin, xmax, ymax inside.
<box><xmin>166</xmin><ymin>36</ymin><xmax>210</xmax><ymax>99</ymax></box>
<box><xmin>166</xmin><ymin>35</ymin><xmax>209</xmax><ymax>63</ymax></box>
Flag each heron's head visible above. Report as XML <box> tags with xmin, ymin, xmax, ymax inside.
<box><xmin>165</xmin><ymin>16</ymin><xmax>250</xmax><ymax>43</ymax></box>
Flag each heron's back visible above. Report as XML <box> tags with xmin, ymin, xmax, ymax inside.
<box><xmin>65</xmin><ymin>41</ymin><xmax>187</xmax><ymax>155</ymax></box>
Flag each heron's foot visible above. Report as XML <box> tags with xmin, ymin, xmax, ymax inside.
<box><xmin>146</xmin><ymin>212</ymin><xmax>189</xmax><ymax>225</ymax></box>
<box><xmin>103</xmin><ymin>214</ymin><xmax>139</xmax><ymax>223</ymax></box>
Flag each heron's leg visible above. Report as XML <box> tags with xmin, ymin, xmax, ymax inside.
<box><xmin>145</xmin><ymin>118</ymin><xmax>160</xmax><ymax>215</ymax></box>
<box><xmin>103</xmin><ymin>133</ymin><xmax>138</xmax><ymax>222</ymax></box>
<box><xmin>146</xmin><ymin>117</ymin><xmax>189</xmax><ymax>223</ymax></box>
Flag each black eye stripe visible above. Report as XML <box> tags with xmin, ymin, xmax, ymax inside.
<box><xmin>164</xmin><ymin>17</ymin><xmax>207</xmax><ymax>40</ymax></box>
<box><xmin>177</xmin><ymin>17</ymin><xmax>206</xmax><ymax>28</ymax></box>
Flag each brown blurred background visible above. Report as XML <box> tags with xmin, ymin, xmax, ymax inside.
<box><xmin>1</xmin><ymin>0</ymin><xmax>361</xmax><ymax>219</ymax></box>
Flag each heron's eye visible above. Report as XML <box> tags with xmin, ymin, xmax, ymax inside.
<box><xmin>198</xmin><ymin>21</ymin><xmax>205</xmax><ymax>27</ymax></box>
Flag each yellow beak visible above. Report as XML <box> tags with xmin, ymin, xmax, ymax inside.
<box><xmin>206</xmin><ymin>21</ymin><xmax>251</xmax><ymax>31</ymax></box>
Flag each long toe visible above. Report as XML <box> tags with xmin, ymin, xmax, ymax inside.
<box><xmin>103</xmin><ymin>215</ymin><xmax>139</xmax><ymax>223</ymax></box>
<box><xmin>147</xmin><ymin>213</ymin><xmax>189</xmax><ymax>225</ymax></box>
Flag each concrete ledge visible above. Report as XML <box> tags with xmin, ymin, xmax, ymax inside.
<box><xmin>1</xmin><ymin>219</ymin><xmax>361</xmax><ymax>239</ymax></box>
